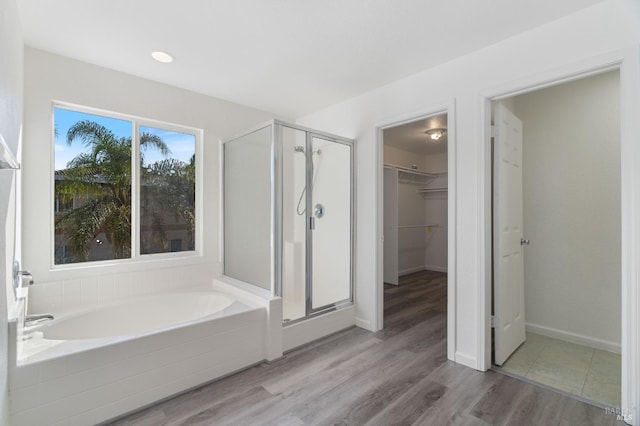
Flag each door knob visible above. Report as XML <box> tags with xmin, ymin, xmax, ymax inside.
<box><xmin>520</xmin><ymin>238</ymin><xmax>530</xmax><ymax>246</ymax></box>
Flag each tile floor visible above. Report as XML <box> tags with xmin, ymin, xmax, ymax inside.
<box><xmin>499</xmin><ymin>332</ymin><xmax>621</xmax><ymax>408</ymax></box>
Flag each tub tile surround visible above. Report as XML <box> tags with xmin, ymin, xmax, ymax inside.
<box><xmin>8</xmin><ymin>277</ymin><xmax>284</xmax><ymax>426</ymax></box>
<box><xmin>27</xmin><ymin>263</ymin><xmax>213</xmax><ymax>315</ymax></box>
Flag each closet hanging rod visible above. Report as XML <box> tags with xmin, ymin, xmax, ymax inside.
<box><xmin>417</xmin><ymin>188</ymin><xmax>448</xmax><ymax>193</ymax></box>
<box><xmin>397</xmin><ymin>224</ymin><xmax>439</xmax><ymax>229</ymax></box>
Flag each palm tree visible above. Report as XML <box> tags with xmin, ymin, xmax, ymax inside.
<box><xmin>140</xmin><ymin>153</ymin><xmax>196</xmax><ymax>253</ymax></box>
<box><xmin>55</xmin><ymin>120</ymin><xmax>169</xmax><ymax>263</ymax></box>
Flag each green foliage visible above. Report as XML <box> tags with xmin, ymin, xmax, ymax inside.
<box><xmin>55</xmin><ymin>120</ymin><xmax>187</xmax><ymax>263</ymax></box>
<box><xmin>140</xmin><ymin>155</ymin><xmax>196</xmax><ymax>253</ymax></box>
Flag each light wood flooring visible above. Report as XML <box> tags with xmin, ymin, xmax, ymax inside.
<box><xmin>109</xmin><ymin>270</ymin><xmax>623</xmax><ymax>425</ymax></box>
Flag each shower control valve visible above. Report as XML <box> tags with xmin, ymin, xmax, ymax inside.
<box><xmin>314</xmin><ymin>204</ymin><xmax>325</xmax><ymax>219</ymax></box>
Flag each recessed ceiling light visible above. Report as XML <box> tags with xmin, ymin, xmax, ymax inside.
<box><xmin>151</xmin><ymin>51</ymin><xmax>173</xmax><ymax>64</ymax></box>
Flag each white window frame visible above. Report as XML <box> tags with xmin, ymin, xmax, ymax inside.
<box><xmin>51</xmin><ymin>101</ymin><xmax>203</xmax><ymax>270</ymax></box>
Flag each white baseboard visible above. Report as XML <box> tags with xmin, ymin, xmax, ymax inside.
<box><xmin>356</xmin><ymin>317</ymin><xmax>374</xmax><ymax>331</ymax></box>
<box><xmin>399</xmin><ymin>266</ymin><xmax>426</xmax><ymax>276</ymax></box>
<box><xmin>424</xmin><ymin>265</ymin><xmax>447</xmax><ymax>273</ymax></box>
<box><xmin>399</xmin><ymin>266</ymin><xmax>447</xmax><ymax>276</ymax></box>
<box><xmin>454</xmin><ymin>351</ymin><xmax>478</xmax><ymax>369</ymax></box>
<box><xmin>525</xmin><ymin>323</ymin><xmax>621</xmax><ymax>354</ymax></box>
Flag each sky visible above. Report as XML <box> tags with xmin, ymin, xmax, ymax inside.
<box><xmin>54</xmin><ymin>107</ymin><xmax>195</xmax><ymax>171</ymax></box>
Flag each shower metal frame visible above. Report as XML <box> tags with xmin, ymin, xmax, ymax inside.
<box><xmin>222</xmin><ymin>119</ymin><xmax>355</xmax><ymax>323</ymax></box>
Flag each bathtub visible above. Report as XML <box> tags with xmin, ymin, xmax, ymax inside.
<box><xmin>8</xmin><ymin>281</ymin><xmax>282</xmax><ymax>426</ymax></box>
<box><xmin>36</xmin><ymin>290</ymin><xmax>237</xmax><ymax>342</ymax></box>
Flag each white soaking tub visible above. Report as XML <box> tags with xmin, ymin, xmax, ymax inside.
<box><xmin>41</xmin><ymin>290</ymin><xmax>236</xmax><ymax>340</ymax></box>
<box><xmin>8</xmin><ymin>282</ymin><xmax>281</xmax><ymax>426</ymax></box>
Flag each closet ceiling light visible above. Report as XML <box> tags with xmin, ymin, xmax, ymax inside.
<box><xmin>425</xmin><ymin>128</ymin><xmax>446</xmax><ymax>141</ymax></box>
<box><xmin>151</xmin><ymin>51</ymin><xmax>174</xmax><ymax>63</ymax></box>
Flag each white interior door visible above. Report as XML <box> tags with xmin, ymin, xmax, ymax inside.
<box><xmin>383</xmin><ymin>167</ymin><xmax>399</xmax><ymax>285</ymax></box>
<box><xmin>493</xmin><ymin>102</ymin><xmax>526</xmax><ymax>366</ymax></box>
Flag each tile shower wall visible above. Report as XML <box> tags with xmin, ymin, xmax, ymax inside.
<box><xmin>27</xmin><ymin>263</ymin><xmax>213</xmax><ymax>314</ymax></box>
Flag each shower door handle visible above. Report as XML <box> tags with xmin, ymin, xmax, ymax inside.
<box><xmin>310</xmin><ymin>217</ymin><xmax>315</xmax><ymax>230</ymax></box>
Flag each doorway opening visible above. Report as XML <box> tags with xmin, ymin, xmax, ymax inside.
<box><xmin>381</xmin><ymin>112</ymin><xmax>449</xmax><ymax>344</ymax></box>
<box><xmin>491</xmin><ymin>70</ymin><xmax>621</xmax><ymax>408</ymax></box>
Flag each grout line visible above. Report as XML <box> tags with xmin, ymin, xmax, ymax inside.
<box><xmin>504</xmin><ymin>332</ymin><xmax>621</xmax><ymax>408</ymax></box>
<box><xmin>522</xmin><ymin>332</ymin><xmax>547</xmax><ymax>380</ymax></box>
<box><xmin>580</xmin><ymin>348</ymin><xmax>595</xmax><ymax>397</ymax></box>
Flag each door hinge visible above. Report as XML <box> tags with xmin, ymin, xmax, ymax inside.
<box><xmin>309</xmin><ymin>216</ymin><xmax>315</xmax><ymax>230</ymax></box>
<box><xmin>491</xmin><ymin>315</ymin><xmax>495</xmax><ymax>328</ymax></box>
<box><xmin>491</xmin><ymin>125</ymin><xmax>498</xmax><ymax>139</ymax></box>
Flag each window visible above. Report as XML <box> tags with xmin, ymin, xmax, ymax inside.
<box><xmin>139</xmin><ymin>125</ymin><xmax>196</xmax><ymax>255</ymax></box>
<box><xmin>53</xmin><ymin>105</ymin><xmax>199</xmax><ymax>265</ymax></box>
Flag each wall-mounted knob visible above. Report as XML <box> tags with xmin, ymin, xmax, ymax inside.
<box><xmin>19</xmin><ymin>270</ymin><xmax>34</xmax><ymax>285</ymax></box>
<box><xmin>314</xmin><ymin>204</ymin><xmax>325</xmax><ymax>219</ymax></box>
<box><xmin>13</xmin><ymin>261</ymin><xmax>34</xmax><ymax>289</ymax></box>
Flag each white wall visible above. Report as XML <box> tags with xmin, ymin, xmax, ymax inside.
<box><xmin>0</xmin><ymin>0</ymin><xmax>23</xmax><ymax>423</ymax></box>
<box><xmin>22</xmin><ymin>48</ymin><xmax>279</xmax><ymax>313</ymax></box>
<box><xmin>383</xmin><ymin>146</ymin><xmax>448</xmax><ymax>275</ymax></box>
<box><xmin>423</xmin><ymin>166</ymin><xmax>448</xmax><ymax>273</ymax></box>
<box><xmin>513</xmin><ymin>71</ymin><xmax>621</xmax><ymax>349</ymax></box>
<box><xmin>396</xmin><ymin>178</ymin><xmax>426</xmax><ymax>275</ymax></box>
<box><xmin>296</xmin><ymin>0</ymin><xmax>640</xmax><ymax>369</ymax></box>
<box><xmin>419</xmin><ymin>152</ymin><xmax>448</xmax><ymax>273</ymax></box>
<box><xmin>384</xmin><ymin>145</ymin><xmax>427</xmax><ymax>275</ymax></box>
<box><xmin>423</xmin><ymin>153</ymin><xmax>447</xmax><ymax>173</ymax></box>
<box><xmin>383</xmin><ymin>144</ymin><xmax>428</xmax><ymax>170</ymax></box>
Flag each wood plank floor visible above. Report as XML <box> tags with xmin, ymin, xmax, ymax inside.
<box><xmin>109</xmin><ymin>271</ymin><xmax>623</xmax><ymax>425</ymax></box>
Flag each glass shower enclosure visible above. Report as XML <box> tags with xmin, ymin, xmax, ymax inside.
<box><xmin>223</xmin><ymin>120</ymin><xmax>354</xmax><ymax>323</ymax></box>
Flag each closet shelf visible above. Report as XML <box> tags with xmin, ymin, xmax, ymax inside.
<box><xmin>384</xmin><ymin>163</ymin><xmax>435</xmax><ymax>185</ymax></box>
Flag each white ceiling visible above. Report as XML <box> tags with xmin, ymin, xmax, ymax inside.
<box><xmin>18</xmin><ymin>0</ymin><xmax>604</xmax><ymax>118</ymax></box>
<box><xmin>384</xmin><ymin>113</ymin><xmax>448</xmax><ymax>156</ymax></box>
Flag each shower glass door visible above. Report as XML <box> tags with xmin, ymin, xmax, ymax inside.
<box><xmin>307</xmin><ymin>134</ymin><xmax>352</xmax><ymax>312</ymax></box>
